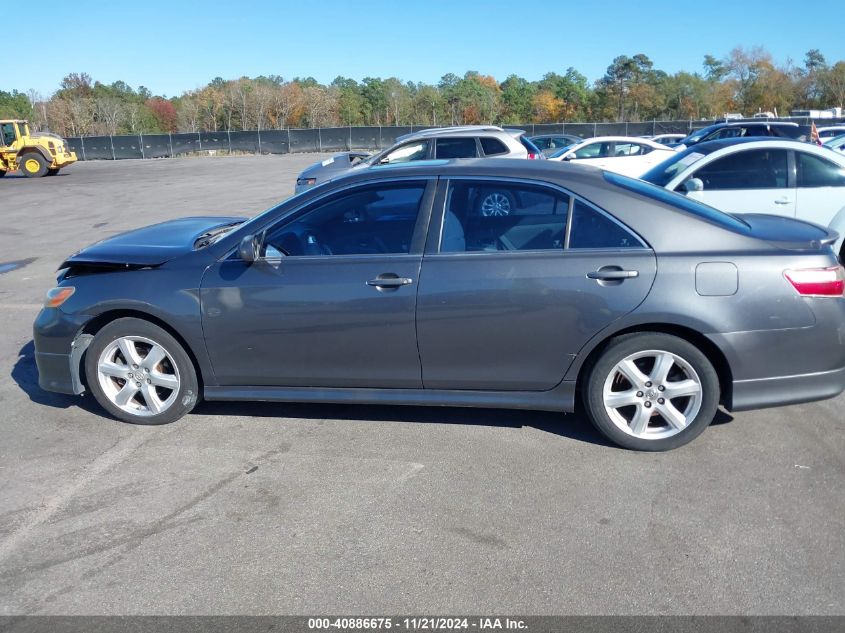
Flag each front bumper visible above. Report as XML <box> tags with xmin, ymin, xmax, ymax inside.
<box><xmin>52</xmin><ymin>151</ymin><xmax>77</xmax><ymax>169</ymax></box>
<box><xmin>33</xmin><ymin>308</ymin><xmax>92</xmax><ymax>395</ymax></box>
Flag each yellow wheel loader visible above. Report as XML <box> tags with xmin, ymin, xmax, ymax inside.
<box><xmin>0</xmin><ymin>120</ymin><xmax>77</xmax><ymax>178</ymax></box>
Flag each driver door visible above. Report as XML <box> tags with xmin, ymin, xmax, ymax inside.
<box><xmin>200</xmin><ymin>179</ymin><xmax>435</xmax><ymax>388</ymax></box>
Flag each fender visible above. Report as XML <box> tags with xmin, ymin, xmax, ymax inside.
<box><xmin>17</xmin><ymin>146</ymin><xmax>52</xmax><ymax>163</ymax></box>
<box><xmin>562</xmin><ymin>311</ymin><xmax>729</xmax><ymax>384</ymax></box>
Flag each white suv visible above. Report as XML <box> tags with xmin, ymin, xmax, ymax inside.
<box><xmin>295</xmin><ymin>126</ymin><xmax>543</xmax><ymax>193</ymax></box>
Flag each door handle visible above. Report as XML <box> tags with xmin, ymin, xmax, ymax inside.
<box><xmin>587</xmin><ymin>269</ymin><xmax>639</xmax><ymax>280</ymax></box>
<box><xmin>774</xmin><ymin>198</ymin><xmax>792</xmax><ymax>205</ymax></box>
<box><xmin>366</xmin><ymin>276</ymin><xmax>413</xmax><ymax>288</ymax></box>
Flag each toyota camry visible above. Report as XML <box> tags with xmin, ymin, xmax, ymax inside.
<box><xmin>34</xmin><ymin>159</ymin><xmax>845</xmax><ymax>451</ymax></box>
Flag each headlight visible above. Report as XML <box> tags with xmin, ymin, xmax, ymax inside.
<box><xmin>44</xmin><ymin>287</ymin><xmax>75</xmax><ymax>308</ymax></box>
<box><xmin>297</xmin><ymin>177</ymin><xmax>317</xmax><ymax>187</ymax></box>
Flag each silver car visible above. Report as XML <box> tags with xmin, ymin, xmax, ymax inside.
<box><xmin>295</xmin><ymin>125</ymin><xmax>542</xmax><ymax>194</ymax></box>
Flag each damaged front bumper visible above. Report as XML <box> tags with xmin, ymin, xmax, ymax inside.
<box><xmin>33</xmin><ymin>308</ymin><xmax>93</xmax><ymax>395</ymax></box>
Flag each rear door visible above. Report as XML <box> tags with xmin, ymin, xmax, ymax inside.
<box><xmin>682</xmin><ymin>148</ymin><xmax>795</xmax><ymax>216</ymax></box>
<box><xmin>794</xmin><ymin>150</ymin><xmax>845</xmax><ymax>227</ymax></box>
<box><xmin>415</xmin><ymin>178</ymin><xmax>657</xmax><ymax>391</ymax></box>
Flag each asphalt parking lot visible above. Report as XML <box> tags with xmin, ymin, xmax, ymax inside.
<box><xmin>0</xmin><ymin>155</ymin><xmax>843</xmax><ymax>616</ymax></box>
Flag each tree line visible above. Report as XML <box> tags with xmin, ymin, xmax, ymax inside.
<box><xmin>2</xmin><ymin>47</ymin><xmax>843</xmax><ymax>138</ymax></box>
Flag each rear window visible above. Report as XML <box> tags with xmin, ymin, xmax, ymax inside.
<box><xmin>603</xmin><ymin>172</ymin><xmax>751</xmax><ymax>233</ymax></box>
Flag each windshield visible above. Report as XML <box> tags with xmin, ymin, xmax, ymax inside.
<box><xmin>680</xmin><ymin>125</ymin><xmax>719</xmax><ymax>146</ymax></box>
<box><xmin>604</xmin><ymin>171</ymin><xmax>750</xmax><ymax>233</ymax></box>
<box><xmin>639</xmin><ymin>145</ymin><xmax>717</xmax><ymax>187</ymax></box>
<box><xmin>549</xmin><ymin>145</ymin><xmax>575</xmax><ymax>158</ymax></box>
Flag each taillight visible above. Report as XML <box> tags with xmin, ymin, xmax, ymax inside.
<box><xmin>784</xmin><ymin>266</ymin><xmax>845</xmax><ymax>297</ymax></box>
<box><xmin>527</xmin><ymin>153</ymin><xmax>538</xmax><ymax>160</ymax></box>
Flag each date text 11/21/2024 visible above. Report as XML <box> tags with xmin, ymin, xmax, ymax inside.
<box><xmin>307</xmin><ymin>617</ymin><xmax>527</xmax><ymax>630</ymax></box>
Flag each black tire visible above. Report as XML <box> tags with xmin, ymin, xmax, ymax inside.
<box><xmin>84</xmin><ymin>317</ymin><xmax>200</xmax><ymax>425</ymax></box>
<box><xmin>474</xmin><ymin>189</ymin><xmax>516</xmax><ymax>216</ymax></box>
<box><xmin>20</xmin><ymin>153</ymin><xmax>48</xmax><ymax>178</ymax></box>
<box><xmin>583</xmin><ymin>332</ymin><xmax>720</xmax><ymax>451</ymax></box>
<box><xmin>46</xmin><ymin>168</ymin><xmax>59</xmax><ymax>176</ymax></box>
<box><xmin>0</xmin><ymin>169</ymin><xmax>7</xmax><ymax>178</ymax></box>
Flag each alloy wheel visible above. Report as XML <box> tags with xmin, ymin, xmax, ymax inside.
<box><xmin>602</xmin><ymin>349</ymin><xmax>703</xmax><ymax>440</ymax></box>
<box><xmin>96</xmin><ymin>336</ymin><xmax>181</xmax><ymax>417</ymax></box>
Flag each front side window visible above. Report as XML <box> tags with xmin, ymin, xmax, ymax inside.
<box><xmin>381</xmin><ymin>141</ymin><xmax>430</xmax><ymax>164</ymax></box>
<box><xmin>441</xmin><ymin>181</ymin><xmax>569</xmax><ymax>253</ymax></box>
<box><xmin>573</xmin><ymin>142</ymin><xmax>609</xmax><ymax>159</ymax></box>
<box><xmin>796</xmin><ymin>152</ymin><xmax>845</xmax><ymax>188</ymax></box>
<box><xmin>691</xmin><ymin>148</ymin><xmax>788</xmax><ymax>190</ymax></box>
<box><xmin>531</xmin><ymin>137</ymin><xmax>551</xmax><ymax>150</ymax></box>
<box><xmin>262</xmin><ymin>182</ymin><xmax>426</xmax><ymax>257</ymax></box>
<box><xmin>435</xmin><ymin>137</ymin><xmax>479</xmax><ymax>159</ymax></box>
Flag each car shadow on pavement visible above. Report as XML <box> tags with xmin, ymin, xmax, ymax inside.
<box><xmin>13</xmin><ymin>339</ymin><xmax>734</xmax><ymax>447</ymax></box>
<box><xmin>192</xmin><ymin>399</ymin><xmax>618</xmax><ymax>446</ymax></box>
<box><xmin>12</xmin><ymin>341</ymin><xmax>100</xmax><ymax>413</ymax></box>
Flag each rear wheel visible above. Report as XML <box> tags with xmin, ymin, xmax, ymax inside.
<box><xmin>84</xmin><ymin>318</ymin><xmax>199</xmax><ymax>425</ymax></box>
<box><xmin>20</xmin><ymin>153</ymin><xmax>48</xmax><ymax>178</ymax></box>
<box><xmin>583</xmin><ymin>333</ymin><xmax>720</xmax><ymax>451</ymax></box>
<box><xmin>0</xmin><ymin>169</ymin><xmax>6</xmax><ymax>177</ymax></box>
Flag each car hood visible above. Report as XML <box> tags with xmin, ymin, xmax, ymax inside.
<box><xmin>299</xmin><ymin>152</ymin><xmax>372</xmax><ymax>180</ymax></box>
<box><xmin>60</xmin><ymin>216</ymin><xmax>246</xmax><ymax>268</ymax></box>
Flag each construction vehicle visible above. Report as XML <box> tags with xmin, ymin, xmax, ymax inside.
<box><xmin>0</xmin><ymin>120</ymin><xmax>77</xmax><ymax>178</ymax></box>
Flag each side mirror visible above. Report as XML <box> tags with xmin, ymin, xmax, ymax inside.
<box><xmin>683</xmin><ymin>177</ymin><xmax>704</xmax><ymax>193</ymax></box>
<box><xmin>238</xmin><ymin>234</ymin><xmax>261</xmax><ymax>264</ymax></box>
<box><xmin>563</xmin><ymin>154</ymin><xmax>574</xmax><ymax>161</ymax></box>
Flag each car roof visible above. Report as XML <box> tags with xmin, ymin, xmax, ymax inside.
<box><xmin>689</xmin><ymin>137</ymin><xmax>815</xmax><ymax>151</ymax></box>
<box><xmin>395</xmin><ymin>125</ymin><xmax>505</xmax><ymax>142</ymax></box>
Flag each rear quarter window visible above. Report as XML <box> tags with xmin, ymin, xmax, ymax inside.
<box><xmin>480</xmin><ymin>137</ymin><xmax>509</xmax><ymax>156</ymax></box>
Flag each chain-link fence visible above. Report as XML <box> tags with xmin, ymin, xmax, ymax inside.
<box><xmin>63</xmin><ymin>118</ymin><xmax>845</xmax><ymax>160</ymax></box>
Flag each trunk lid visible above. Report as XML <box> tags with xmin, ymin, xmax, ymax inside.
<box><xmin>741</xmin><ymin>213</ymin><xmax>839</xmax><ymax>252</ymax></box>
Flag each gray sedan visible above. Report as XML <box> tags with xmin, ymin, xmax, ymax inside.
<box><xmin>34</xmin><ymin>160</ymin><xmax>845</xmax><ymax>451</ymax></box>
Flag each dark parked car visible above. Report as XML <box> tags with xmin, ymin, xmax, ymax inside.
<box><xmin>529</xmin><ymin>134</ymin><xmax>584</xmax><ymax>157</ymax></box>
<box><xmin>676</xmin><ymin>121</ymin><xmax>807</xmax><ymax>149</ymax></box>
<box><xmin>35</xmin><ymin>160</ymin><xmax>845</xmax><ymax>451</ymax></box>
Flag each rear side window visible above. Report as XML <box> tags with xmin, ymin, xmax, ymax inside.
<box><xmin>796</xmin><ymin>152</ymin><xmax>845</xmax><ymax>188</ymax></box>
<box><xmin>435</xmin><ymin>137</ymin><xmax>478</xmax><ymax>159</ymax></box>
<box><xmin>441</xmin><ymin>181</ymin><xmax>569</xmax><ymax>252</ymax></box>
<box><xmin>691</xmin><ymin>149</ymin><xmax>788</xmax><ymax>190</ymax></box>
<box><xmin>569</xmin><ymin>200</ymin><xmax>641</xmax><ymax>249</ymax></box>
<box><xmin>480</xmin><ymin>137</ymin><xmax>508</xmax><ymax>156</ymax></box>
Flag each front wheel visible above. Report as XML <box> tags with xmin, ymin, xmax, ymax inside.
<box><xmin>583</xmin><ymin>333</ymin><xmax>720</xmax><ymax>451</ymax></box>
<box><xmin>84</xmin><ymin>318</ymin><xmax>199</xmax><ymax>425</ymax></box>
<box><xmin>20</xmin><ymin>153</ymin><xmax>48</xmax><ymax>178</ymax></box>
